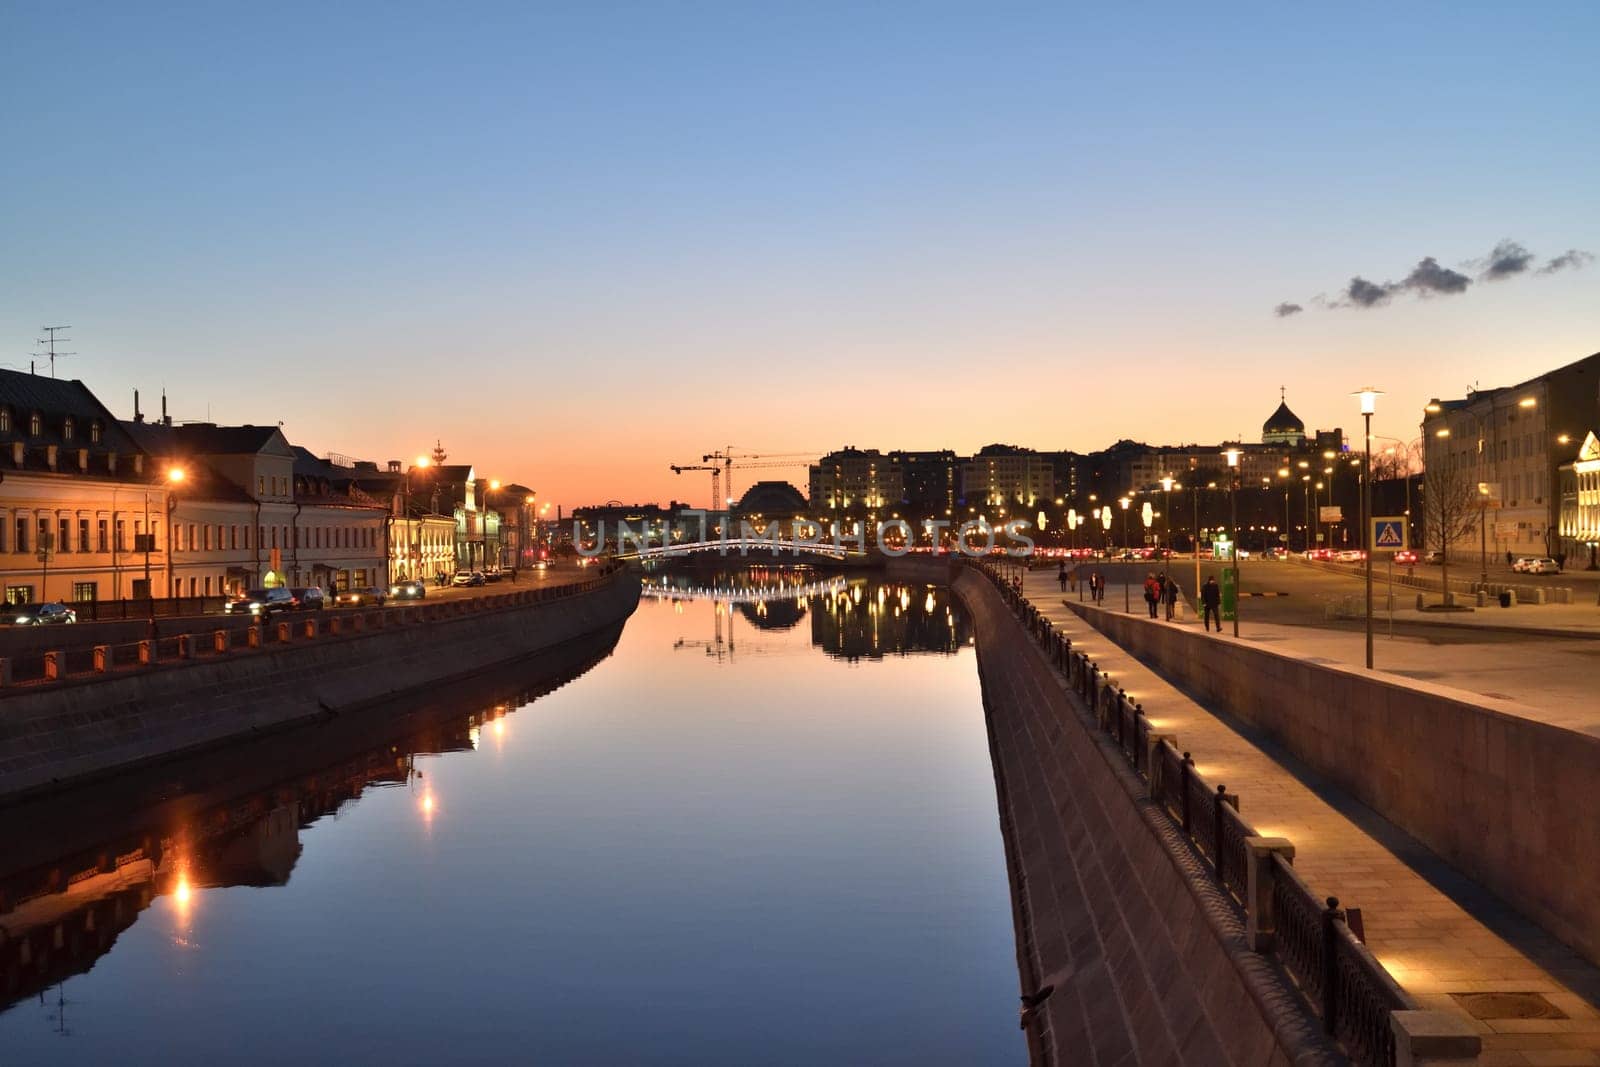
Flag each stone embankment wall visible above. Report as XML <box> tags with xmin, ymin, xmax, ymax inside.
<box><xmin>0</xmin><ymin>569</ymin><xmax>640</xmax><ymax>803</ymax></box>
<box><xmin>1067</xmin><ymin>600</ymin><xmax>1600</xmax><ymax>971</ymax></box>
<box><xmin>952</xmin><ymin>568</ymin><xmax>1335</xmax><ymax>1066</ymax></box>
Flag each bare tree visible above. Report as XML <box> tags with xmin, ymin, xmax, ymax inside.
<box><xmin>1422</xmin><ymin>461</ymin><xmax>1480</xmax><ymax>605</ymax></box>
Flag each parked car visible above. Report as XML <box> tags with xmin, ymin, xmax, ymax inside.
<box><xmin>1512</xmin><ymin>557</ymin><xmax>1561</xmax><ymax>575</ymax></box>
<box><xmin>1424</xmin><ymin>550</ymin><xmax>1444</xmax><ymax>565</ymax></box>
<box><xmin>225</xmin><ymin>588</ymin><xmax>294</xmax><ymax>616</ymax></box>
<box><xmin>288</xmin><ymin>587</ymin><xmax>326</xmax><ymax>611</ymax></box>
<box><xmin>1335</xmin><ymin>549</ymin><xmax>1364</xmax><ymax>562</ymax></box>
<box><xmin>451</xmin><ymin>571</ymin><xmax>486</xmax><ymax>587</ymax></box>
<box><xmin>335</xmin><ymin>586</ymin><xmax>388</xmax><ymax>607</ymax></box>
<box><xmin>483</xmin><ymin>569</ymin><xmax>504</xmax><ymax>583</ymax></box>
<box><xmin>1393</xmin><ymin>550</ymin><xmax>1418</xmax><ymax>565</ymax></box>
<box><xmin>0</xmin><ymin>602</ymin><xmax>77</xmax><ymax>626</ymax></box>
<box><xmin>389</xmin><ymin>579</ymin><xmax>427</xmax><ymax>600</ymax></box>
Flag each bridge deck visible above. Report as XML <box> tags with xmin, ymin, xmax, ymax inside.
<box><xmin>1025</xmin><ymin>570</ymin><xmax>1600</xmax><ymax>1066</ymax></box>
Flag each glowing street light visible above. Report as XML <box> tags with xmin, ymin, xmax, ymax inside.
<box><xmin>1353</xmin><ymin>387</ymin><xmax>1382</xmax><ymax>669</ymax></box>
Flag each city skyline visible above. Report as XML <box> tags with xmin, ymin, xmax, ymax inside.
<box><xmin>6</xmin><ymin>4</ymin><xmax>1598</xmax><ymax>508</ymax></box>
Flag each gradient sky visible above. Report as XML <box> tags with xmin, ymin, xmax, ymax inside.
<box><xmin>4</xmin><ymin>2</ymin><xmax>1597</xmax><ymax>509</ymax></box>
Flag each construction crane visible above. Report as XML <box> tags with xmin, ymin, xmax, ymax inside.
<box><xmin>698</xmin><ymin>447</ymin><xmax>820</xmax><ymax>508</ymax></box>
<box><xmin>670</xmin><ymin>463</ymin><xmax>724</xmax><ymax>510</ymax></box>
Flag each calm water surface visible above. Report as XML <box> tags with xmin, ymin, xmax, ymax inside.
<box><xmin>0</xmin><ymin>569</ymin><xmax>1022</xmax><ymax>1064</ymax></box>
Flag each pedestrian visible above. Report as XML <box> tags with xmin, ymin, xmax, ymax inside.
<box><xmin>1143</xmin><ymin>572</ymin><xmax>1160</xmax><ymax>618</ymax></box>
<box><xmin>1163</xmin><ymin>574</ymin><xmax>1180</xmax><ymax>621</ymax></box>
<box><xmin>1057</xmin><ymin>562</ymin><xmax>1068</xmax><ymax>593</ymax></box>
<box><xmin>1090</xmin><ymin>571</ymin><xmax>1102</xmax><ymax>602</ymax></box>
<box><xmin>1201</xmin><ymin>576</ymin><xmax>1221</xmax><ymax>632</ymax></box>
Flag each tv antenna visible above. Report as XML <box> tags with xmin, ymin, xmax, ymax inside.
<box><xmin>36</xmin><ymin>326</ymin><xmax>75</xmax><ymax>378</ymax></box>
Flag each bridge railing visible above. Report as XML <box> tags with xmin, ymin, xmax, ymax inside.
<box><xmin>966</xmin><ymin>558</ymin><xmax>1463</xmax><ymax>1067</ymax></box>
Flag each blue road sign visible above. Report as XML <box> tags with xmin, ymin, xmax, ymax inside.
<box><xmin>1372</xmin><ymin>516</ymin><xmax>1407</xmax><ymax>551</ymax></box>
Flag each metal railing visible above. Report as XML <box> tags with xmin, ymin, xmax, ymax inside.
<box><xmin>969</xmin><ymin>559</ymin><xmax>1415</xmax><ymax>1066</ymax></box>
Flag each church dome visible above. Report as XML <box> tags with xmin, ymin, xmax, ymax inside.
<box><xmin>1262</xmin><ymin>398</ymin><xmax>1306</xmax><ymax>445</ymax></box>
<box><xmin>736</xmin><ymin>480</ymin><xmax>808</xmax><ymax>516</ymax></box>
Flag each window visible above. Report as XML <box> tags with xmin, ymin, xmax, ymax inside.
<box><xmin>230</xmin><ymin>525</ymin><xmax>238</xmax><ymax>550</ymax></box>
<box><xmin>244</xmin><ymin>525</ymin><xmax>251</xmax><ymax>550</ymax></box>
<box><xmin>58</xmin><ymin>517</ymin><xmax>71</xmax><ymax>553</ymax></box>
<box><xmin>90</xmin><ymin>421</ymin><xmax>102</xmax><ymax>444</ymax></box>
<box><xmin>62</xmin><ymin>417</ymin><xmax>74</xmax><ymax>440</ymax></box>
<box><xmin>116</xmin><ymin>519</ymin><xmax>127</xmax><ymax>552</ymax></box>
<box><xmin>0</xmin><ymin>408</ymin><xmax>9</xmax><ymax>433</ymax></box>
<box><xmin>151</xmin><ymin>520</ymin><xmax>159</xmax><ymax>548</ymax></box>
<box><xmin>97</xmin><ymin>519</ymin><xmax>108</xmax><ymax>552</ymax></box>
<box><xmin>203</xmin><ymin>576</ymin><xmax>212</xmax><ymax>596</ymax></box>
<box><xmin>37</xmin><ymin>518</ymin><xmax>50</xmax><ymax>554</ymax></box>
<box><xmin>131</xmin><ymin>578</ymin><xmax>151</xmax><ymax>600</ymax></box>
<box><xmin>72</xmin><ymin>581</ymin><xmax>96</xmax><ymax>603</ymax></box>
<box><xmin>258</xmin><ymin>475</ymin><xmax>266</xmax><ymax>495</ymax></box>
<box><xmin>271</xmin><ymin>527</ymin><xmax>278</xmax><ymax>549</ymax></box>
<box><xmin>27</xmin><ymin>413</ymin><xmax>40</xmax><ymax>436</ymax></box>
<box><xmin>202</xmin><ymin>525</ymin><xmax>211</xmax><ymax>551</ymax></box>
<box><xmin>189</xmin><ymin>577</ymin><xmax>197</xmax><ymax>597</ymax></box>
<box><xmin>6</xmin><ymin>585</ymin><xmax>34</xmax><ymax>605</ymax></box>
<box><xmin>189</xmin><ymin>523</ymin><xmax>198</xmax><ymax>551</ymax></box>
<box><xmin>78</xmin><ymin>518</ymin><xmax>88</xmax><ymax>553</ymax></box>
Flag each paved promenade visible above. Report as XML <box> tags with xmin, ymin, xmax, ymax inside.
<box><xmin>1026</xmin><ymin>569</ymin><xmax>1600</xmax><ymax>1065</ymax></box>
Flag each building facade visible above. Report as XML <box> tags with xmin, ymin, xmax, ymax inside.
<box><xmin>1558</xmin><ymin>431</ymin><xmax>1600</xmax><ymax>569</ymax></box>
<box><xmin>808</xmin><ymin>448</ymin><xmax>901</xmax><ymax>515</ymax></box>
<box><xmin>1423</xmin><ymin>352</ymin><xmax>1600</xmax><ymax>560</ymax></box>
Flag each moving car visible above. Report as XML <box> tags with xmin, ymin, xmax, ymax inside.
<box><xmin>1512</xmin><ymin>557</ymin><xmax>1561</xmax><ymax>575</ymax></box>
<box><xmin>451</xmin><ymin>571</ymin><xmax>486</xmax><ymax>587</ymax></box>
<box><xmin>1335</xmin><ymin>549</ymin><xmax>1364</xmax><ymax>562</ymax></box>
<box><xmin>0</xmin><ymin>602</ymin><xmax>78</xmax><ymax>625</ymax></box>
<box><xmin>1424</xmin><ymin>551</ymin><xmax>1444</xmax><ymax>564</ymax></box>
<box><xmin>225</xmin><ymin>588</ymin><xmax>294</xmax><ymax>616</ymax></box>
<box><xmin>335</xmin><ymin>586</ymin><xmax>387</xmax><ymax>607</ymax></box>
<box><xmin>1393</xmin><ymin>550</ymin><xmax>1418</xmax><ymax>565</ymax></box>
<box><xmin>389</xmin><ymin>579</ymin><xmax>427</xmax><ymax>600</ymax></box>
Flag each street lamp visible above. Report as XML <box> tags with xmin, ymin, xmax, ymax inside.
<box><xmin>1101</xmin><ymin>505</ymin><xmax>1113</xmax><ymax>597</ymax></box>
<box><xmin>1160</xmin><ymin>475</ymin><xmax>1174</xmax><ymax>568</ymax></box>
<box><xmin>1224</xmin><ymin>448</ymin><xmax>1241</xmax><ymax>636</ymax></box>
<box><xmin>1119</xmin><ymin>496</ymin><xmax>1131</xmax><ymax>611</ymax></box>
<box><xmin>1354</xmin><ymin>387</ymin><xmax>1382</xmax><ymax>669</ymax></box>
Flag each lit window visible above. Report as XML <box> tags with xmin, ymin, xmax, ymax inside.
<box><xmin>62</xmin><ymin>418</ymin><xmax>74</xmax><ymax>440</ymax></box>
<box><xmin>28</xmin><ymin>413</ymin><xmax>40</xmax><ymax>436</ymax></box>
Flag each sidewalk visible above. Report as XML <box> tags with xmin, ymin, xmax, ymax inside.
<box><xmin>1025</xmin><ymin>570</ymin><xmax>1600</xmax><ymax>1065</ymax></box>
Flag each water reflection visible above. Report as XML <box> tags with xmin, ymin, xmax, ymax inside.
<box><xmin>644</xmin><ymin>566</ymin><xmax>973</xmax><ymax>662</ymax></box>
<box><xmin>0</xmin><ymin>628</ymin><xmax>621</xmax><ymax>1021</ymax></box>
<box><xmin>0</xmin><ymin>570</ymin><xmax>1018</xmax><ymax>1064</ymax></box>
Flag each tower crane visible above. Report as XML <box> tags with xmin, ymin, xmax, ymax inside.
<box><xmin>697</xmin><ymin>448</ymin><xmax>821</xmax><ymax>508</ymax></box>
<box><xmin>670</xmin><ymin>463</ymin><xmax>723</xmax><ymax>510</ymax></box>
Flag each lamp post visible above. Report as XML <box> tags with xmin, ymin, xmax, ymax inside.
<box><xmin>1277</xmin><ymin>467</ymin><xmax>1291</xmax><ymax>552</ymax></box>
<box><xmin>1119</xmin><ymin>496</ymin><xmax>1131</xmax><ymax>612</ymax></box>
<box><xmin>146</xmin><ymin>465</ymin><xmax>186</xmax><ymax>639</ymax></box>
<box><xmin>1224</xmin><ymin>449</ymin><xmax>1241</xmax><ymax>636</ymax></box>
<box><xmin>1101</xmin><ymin>505</ymin><xmax>1113</xmax><ymax>597</ymax></box>
<box><xmin>1160</xmin><ymin>475</ymin><xmax>1174</xmax><ymax>566</ymax></box>
<box><xmin>1355</xmin><ymin>387</ymin><xmax>1382</xmax><ymax>669</ymax></box>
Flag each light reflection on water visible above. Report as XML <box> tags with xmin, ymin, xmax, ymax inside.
<box><xmin>0</xmin><ymin>567</ymin><xmax>1021</xmax><ymax>1065</ymax></box>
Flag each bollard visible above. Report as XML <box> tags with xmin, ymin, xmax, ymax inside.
<box><xmin>247</xmin><ymin>626</ymin><xmax>261</xmax><ymax>648</ymax></box>
<box><xmin>139</xmin><ymin>640</ymin><xmax>156</xmax><ymax>665</ymax></box>
<box><xmin>277</xmin><ymin>621</ymin><xmax>291</xmax><ymax>643</ymax></box>
<box><xmin>327</xmin><ymin>617</ymin><xmax>342</xmax><ymax>635</ymax></box>
<box><xmin>350</xmin><ymin>614</ymin><xmax>365</xmax><ymax>632</ymax></box>
<box><xmin>213</xmin><ymin>630</ymin><xmax>227</xmax><ymax>654</ymax></box>
<box><xmin>1390</xmin><ymin>1010</ymin><xmax>1482</xmax><ymax>1066</ymax></box>
<box><xmin>301</xmin><ymin>619</ymin><xmax>316</xmax><ymax>639</ymax></box>
<box><xmin>1242</xmin><ymin>837</ymin><xmax>1296</xmax><ymax>951</ymax></box>
<box><xmin>43</xmin><ymin>650</ymin><xmax>62</xmax><ymax>681</ymax></box>
<box><xmin>94</xmin><ymin>645</ymin><xmax>111</xmax><ymax>673</ymax></box>
<box><xmin>175</xmin><ymin>634</ymin><xmax>192</xmax><ymax>659</ymax></box>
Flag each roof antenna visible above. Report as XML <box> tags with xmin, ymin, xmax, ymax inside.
<box><xmin>36</xmin><ymin>326</ymin><xmax>75</xmax><ymax>378</ymax></box>
<box><xmin>161</xmin><ymin>389</ymin><xmax>171</xmax><ymax>427</ymax></box>
<box><xmin>134</xmin><ymin>389</ymin><xmax>143</xmax><ymax>423</ymax></box>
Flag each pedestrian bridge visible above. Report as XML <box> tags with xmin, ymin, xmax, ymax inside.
<box><xmin>610</xmin><ymin>537</ymin><xmax>865</xmax><ymax>562</ymax></box>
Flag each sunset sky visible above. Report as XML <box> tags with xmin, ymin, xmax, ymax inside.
<box><xmin>5</xmin><ymin>3</ymin><xmax>1597</xmax><ymax>509</ymax></box>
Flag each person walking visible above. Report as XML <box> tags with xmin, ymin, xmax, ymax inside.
<box><xmin>1201</xmin><ymin>576</ymin><xmax>1221</xmax><ymax>632</ymax></box>
<box><xmin>1057</xmin><ymin>562</ymin><xmax>1068</xmax><ymax>593</ymax></box>
<box><xmin>1143</xmin><ymin>572</ymin><xmax>1160</xmax><ymax>618</ymax></box>
<box><xmin>1091</xmin><ymin>571</ymin><xmax>1104</xmax><ymax>603</ymax></box>
<box><xmin>1163</xmin><ymin>574</ymin><xmax>1180</xmax><ymax>621</ymax></box>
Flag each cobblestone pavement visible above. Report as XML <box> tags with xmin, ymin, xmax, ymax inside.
<box><xmin>1026</xmin><ymin>569</ymin><xmax>1600</xmax><ymax>1065</ymax></box>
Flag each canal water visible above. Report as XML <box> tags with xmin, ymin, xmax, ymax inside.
<box><xmin>0</xmin><ymin>568</ymin><xmax>1023</xmax><ymax>1065</ymax></box>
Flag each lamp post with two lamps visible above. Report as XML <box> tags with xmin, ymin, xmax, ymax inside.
<box><xmin>1224</xmin><ymin>448</ymin><xmax>1241</xmax><ymax>636</ymax></box>
<box><xmin>1118</xmin><ymin>496</ymin><xmax>1131</xmax><ymax>612</ymax></box>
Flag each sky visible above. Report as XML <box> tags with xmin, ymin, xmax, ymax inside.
<box><xmin>3</xmin><ymin>2</ymin><xmax>1598</xmax><ymax>509</ymax></box>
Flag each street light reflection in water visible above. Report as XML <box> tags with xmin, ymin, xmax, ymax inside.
<box><xmin>0</xmin><ymin>566</ymin><xmax>1020</xmax><ymax>1065</ymax></box>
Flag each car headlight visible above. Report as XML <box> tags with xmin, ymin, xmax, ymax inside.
<box><xmin>390</xmin><ymin>587</ymin><xmax>399</xmax><ymax>594</ymax></box>
<box><xmin>16</xmin><ymin>617</ymin><xmax>30</xmax><ymax>624</ymax></box>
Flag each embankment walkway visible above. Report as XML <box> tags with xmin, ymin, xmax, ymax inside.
<box><xmin>1027</xmin><ymin>570</ymin><xmax>1600</xmax><ymax>1066</ymax></box>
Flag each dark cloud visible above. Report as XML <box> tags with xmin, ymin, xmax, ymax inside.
<box><xmin>1274</xmin><ymin>302</ymin><xmax>1303</xmax><ymax>317</ymax></box>
<box><xmin>1539</xmin><ymin>248</ymin><xmax>1595</xmax><ymax>274</ymax></box>
<box><xmin>1480</xmin><ymin>239</ymin><xmax>1534</xmax><ymax>281</ymax></box>
<box><xmin>1344</xmin><ymin>277</ymin><xmax>1396</xmax><ymax>308</ymax></box>
<box><xmin>1399</xmin><ymin>256</ymin><xmax>1471</xmax><ymax>296</ymax></box>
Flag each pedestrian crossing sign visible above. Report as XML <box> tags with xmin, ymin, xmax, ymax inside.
<box><xmin>1372</xmin><ymin>517</ymin><xmax>1407</xmax><ymax>551</ymax></box>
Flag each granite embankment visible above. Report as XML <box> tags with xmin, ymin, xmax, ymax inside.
<box><xmin>0</xmin><ymin>566</ymin><xmax>640</xmax><ymax>803</ymax></box>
